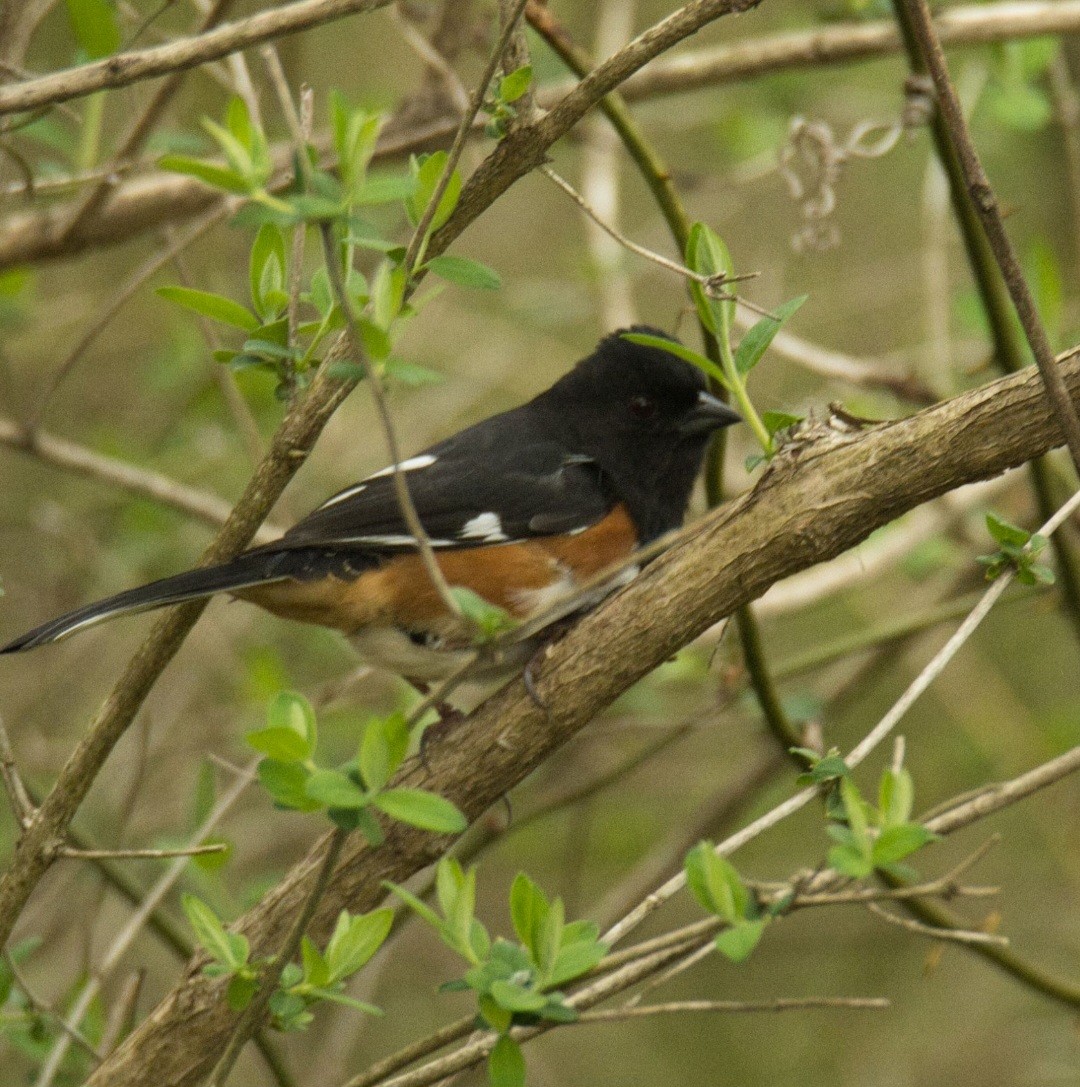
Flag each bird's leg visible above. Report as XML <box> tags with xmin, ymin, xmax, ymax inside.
<box><xmin>521</xmin><ymin>615</ymin><xmax>579</xmax><ymax>715</ymax></box>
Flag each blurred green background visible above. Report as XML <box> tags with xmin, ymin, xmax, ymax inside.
<box><xmin>1</xmin><ymin>0</ymin><xmax>1079</xmax><ymax>1083</ymax></box>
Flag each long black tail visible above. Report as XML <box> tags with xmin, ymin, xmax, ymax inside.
<box><xmin>1</xmin><ymin>550</ymin><xmax>304</xmax><ymax>654</ymax></box>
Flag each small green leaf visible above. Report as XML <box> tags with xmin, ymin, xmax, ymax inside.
<box><xmin>353</xmin><ymin>174</ymin><xmax>418</xmax><ymax>206</ymax></box>
<box><xmin>879</xmin><ymin>767</ymin><xmax>914</xmax><ymax>827</ymax></box>
<box><xmin>305</xmin><ymin>770</ymin><xmax>368</xmax><ymax>810</ymax></box>
<box><xmin>407</xmin><ymin>152</ymin><xmax>461</xmax><ymax>231</ymax></box>
<box><xmin>245</xmin><ymin>725</ymin><xmax>309</xmax><ymax>762</ymax></box>
<box><xmin>325</xmin><ymin>909</ymin><xmax>393</xmax><ymax>983</ymax></box>
<box><xmin>872</xmin><ymin>823</ymin><xmax>938</xmax><ymax>867</ymax></box>
<box><xmin>304</xmin><ymin>987</ymin><xmax>383</xmax><ymax>1015</ymax></box>
<box><xmin>226</xmin><ymin>973</ymin><xmax>258</xmax><ymax>1011</ymax></box>
<box><xmin>300</xmin><ymin>935</ymin><xmax>331</xmax><ymax>989</ymax></box>
<box><xmin>684</xmin><ymin>842</ymin><xmax>747</xmax><ymax>922</ymax></box>
<box><xmin>985</xmin><ymin>512</ymin><xmax>1031</xmax><ymax>549</ymax></box>
<box><xmin>509</xmin><ymin>872</ymin><xmax>548</xmax><ymax>961</ymax></box>
<box><xmin>489</xmin><ymin>980</ymin><xmax>548</xmax><ymax>1013</ymax></box>
<box><xmin>156</xmin><ymin>286</ymin><xmax>259</xmax><ymax>332</ymax></box>
<box><xmin>384</xmin><ymin>880</ymin><xmax>451</xmax><ymax>942</ymax></box>
<box><xmin>359</xmin><ymin>713</ymin><xmax>409</xmax><ymax>791</ymax></box>
<box><xmin>425</xmin><ymin>254</ymin><xmax>501</xmax><ymax>290</ymax></box>
<box><xmin>65</xmin><ymin>0</ymin><xmax>120</xmax><ymax>58</ymax></box>
<box><xmin>258</xmin><ymin>759</ymin><xmax>321</xmax><ymax>811</ymax></box>
<box><xmin>828</xmin><ymin>842</ymin><xmax>874</xmax><ymax>879</ymax></box>
<box><xmin>489</xmin><ymin>1035</ymin><xmax>526</xmax><ymax>1087</ymax></box>
<box><xmin>761</xmin><ymin>410</ymin><xmax>802</xmax><ymax>438</ymax></box>
<box><xmin>267</xmin><ymin>692</ymin><xmax>317</xmax><ymax>755</ymax></box>
<box><xmin>733</xmin><ymin>295</ymin><xmax>807</xmax><ymax>376</ymax></box>
<box><xmin>448</xmin><ymin>586</ymin><xmax>518</xmax><ymax>641</ymax></box>
<box><xmin>686</xmin><ymin>222</ymin><xmax>734</xmax><ymax>342</ymax></box>
<box><xmin>158</xmin><ymin>154</ymin><xmax>252</xmax><ymax>194</ymax></box>
<box><xmin>715</xmin><ymin>919</ymin><xmax>767</xmax><ymax>963</ymax></box>
<box><xmin>182</xmin><ymin>895</ymin><xmax>245</xmax><ymax>969</ymax></box>
<box><xmin>547</xmin><ymin>938</ymin><xmax>606</xmax><ymax>987</ymax></box>
<box><xmin>619</xmin><ymin>332</ymin><xmax>731</xmax><ymax>391</ymax></box>
<box><xmin>839</xmin><ymin>775</ymin><xmax>871</xmax><ymax>850</ymax></box>
<box><xmin>374</xmin><ymin>788</ymin><xmax>467</xmax><ymax>833</ymax></box>
<box><xmin>499</xmin><ymin>65</ymin><xmax>533</xmax><ymax>103</ymax></box>
<box><xmin>250</xmin><ymin>222</ymin><xmax>287</xmax><ymax>320</ymax></box>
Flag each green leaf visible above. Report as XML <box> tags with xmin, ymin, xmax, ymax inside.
<box><xmin>499</xmin><ymin>65</ymin><xmax>533</xmax><ymax>103</ymax></box>
<box><xmin>547</xmin><ymin>937</ymin><xmax>606</xmax><ymax>987</ymax></box>
<box><xmin>305</xmin><ymin>987</ymin><xmax>383</xmax><ymax>1015</ymax></box>
<box><xmin>794</xmin><ymin>752</ymin><xmax>849</xmax><ymax>787</ymax></box>
<box><xmin>407</xmin><ymin>152</ymin><xmax>461</xmax><ymax>231</ymax></box>
<box><xmin>325</xmin><ymin>909</ymin><xmax>393</xmax><ymax>983</ymax></box>
<box><xmin>182</xmin><ymin>895</ymin><xmax>246</xmax><ymax>969</ymax></box>
<box><xmin>686</xmin><ymin>222</ymin><xmax>734</xmax><ymax>342</ymax></box>
<box><xmin>879</xmin><ymin>767</ymin><xmax>914</xmax><ymax>827</ymax></box>
<box><xmin>684</xmin><ymin>842</ymin><xmax>747</xmax><ymax>922</ymax></box>
<box><xmin>828</xmin><ymin>842</ymin><xmax>874</xmax><ymax>879</ymax></box>
<box><xmin>479</xmin><ymin>994</ymin><xmax>514</xmax><ymax>1034</ymax></box>
<box><xmin>301</xmin><ymin>935</ymin><xmax>330</xmax><ymax>989</ymax></box>
<box><xmin>449</xmin><ymin>586</ymin><xmax>518</xmax><ymax>641</ymax></box>
<box><xmin>374</xmin><ymin>788</ymin><xmax>467</xmax><ymax>833</ymax></box>
<box><xmin>158</xmin><ymin>154</ymin><xmax>252</xmax><ymax>194</ymax></box>
<box><xmin>305</xmin><ymin>769</ymin><xmax>368</xmax><ymax>810</ymax></box>
<box><xmin>986</xmin><ymin>512</ymin><xmax>1031</xmax><ymax>549</ymax></box>
<box><xmin>156</xmin><ymin>286</ymin><xmax>259</xmax><ymax>332</ymax></box>
<box><xmin>226</xmin><ymin>973</ymin><xmax>258</xmax><ymax>1011</ymax></box>
<box><xmin>250</xmin><ymin>223</ymin><xmax>287</xmax><ymax>320</ymax></box>
<box><xmin>489</xmin><ymin>980</ymin><xmax>548</xmax><ymax>1013</ymax></box>
<box><xmin>733</xmin><ymin>296</ymin><xmax>806</xmax><ymax>376</ymax></box>
<box><xmin>65</xmin><ymin>0</ymin><xmax>120</xmax><ymax>58</ymax></box>
<box><xmin>715</xmin><ymin>919</ymin><xmax>767</xmax><ymax>963</ymax></box>
<box><xmin>619</xmin><ymin>332</ymin><xmax>731</xmax><ymax>391</ymax></box>
<box><xmin>371</xmin><ymin>260</ymin><xmax>406</xmax><ymax>330</ymax></box>
<box><xmin>839</xmin><ymin>775</ymin><xmax>871</xmax><ymax>850</ymax></box>
<box><xmin>257</xmin><ymin>759</ymin><xmax>321</xmax><ymax>811</ymax></box>
<box><xmin>425</xmin><ymin>255</ymin><xmax>501</xmax><ymax>290</ymax></box>
<box><xmin>267</xmin><ymin>692</ymin><xmax>317</xmax><ymax>756</ymax></box>
<box><xmin>384</xmin><ymin>358</ymin><xmax>443</xmax><ymax>386</ymax></box>
<box><xmin>353</xmin><ymin>174</ymin><xmax>418</xmax><ymax>206</ymax></box>
<box><xmin>761</xmin><ymin>410</ymin><xmax>802</xmax><ymax>438</ymax></box>
<box><xmin>384</xmin><ymin>880</ymin><xmax>451</xmax><ymax>942</ymax></box>
<box><xmin>245</xmin><ymin>726</ymin><xmax>309</xmax><ymax>762</ymax></box>
<box><xmin>509</xmin><ymin>872</ymin><xmax>549</xmax><ymax>961</ymax></box>
<box><xmin>489</xmin><ymin>1035</ymin><xmax>526</xmax><ymax>1087</ymax></box>
<box><xmin>359</xmin><ymin>713</ymin><xmax>409</xmax><ymax>791</ymax></box>
<box><xmin>872</xmin><ymin>823</ymin><xmax>938</xmax><ymax>867</ymax></box>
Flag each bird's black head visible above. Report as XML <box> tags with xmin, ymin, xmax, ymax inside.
<box><xmin>536</xmin><ymin>326</ymin><xmax>741</xmax><ymax>541</ymax></box>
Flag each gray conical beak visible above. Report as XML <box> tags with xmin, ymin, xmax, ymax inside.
<box><xmin>680</xmin><ymin>390</ymin><xmax>742</xmax><ymax>436</ymax></box>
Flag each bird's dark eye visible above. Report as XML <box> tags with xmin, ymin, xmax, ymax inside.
<box><xmin>628</xmin><ymin>395</ymin><xmax>658</xmax><ymax>419</ymax></box>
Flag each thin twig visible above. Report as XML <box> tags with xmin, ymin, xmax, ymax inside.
<box><xmin>57</xmin><ymin>842</ymin><xmax>228</xmax><ymax>860</ymax></box>
<box><xmin>865</xmin><ymin>900</ymin><xmax>1008</xmax><ymax>946</ymax></box>
<box><xmin>579</xmin><ymin>996</ymin><xmax>890</xmax><ymax>1021</ymax></box>
<box><xmin>318</xmin><ymin>223</ymin><xmax>462</xmax><ymax>621</ymax></box>
<box><xmin>0</xmin><ymin>713</ymin><xmax>35</xmax><ymax>828</ymax></box>
<box><xmin>400</xmin><ymin>0</ymin><xmax>529</xmax><ymax>277</ymax></box>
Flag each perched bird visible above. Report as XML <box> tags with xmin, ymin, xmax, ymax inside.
<box><xmin>2</xmin><ymin>328</ymin><xmax>739</xmax><ymax>703</ymax></box>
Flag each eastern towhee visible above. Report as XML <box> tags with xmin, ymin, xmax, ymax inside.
<box><xmin>2</xmin><ymin>328</ymin><xmax>740</xmax><ymax>704</ymax></box>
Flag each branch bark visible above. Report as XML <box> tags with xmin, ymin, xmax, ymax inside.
<box><xmin>87</xmin><ymin>351</ymin><xmax>1080</xmax><ymax>1087</ymax></box>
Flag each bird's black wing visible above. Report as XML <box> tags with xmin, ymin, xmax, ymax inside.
<box><xmin>267</xmin><ymin>411</ymin><xmax>617</xmax><ymax>554</ymax></box>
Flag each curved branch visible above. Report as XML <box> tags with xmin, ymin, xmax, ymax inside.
<box><xmin>87</xmin><ymin>352</ymin><xmax>1080</xmax><ymax>1087</ymax></box>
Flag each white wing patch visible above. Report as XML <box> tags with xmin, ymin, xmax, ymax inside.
<box><xmin>459</xmin><ymin>512</ymin><xmax>509</xmax><ymax>543</ymax></box>
<box><xmin>366</xmin><ymin>454</ymin><xmax>437</xmax><ymax>479</ymax></box>
<box><xmin>317</xmin><ymin>483</ymin><xmax>367</xmax><ymax>510</ymax></box>
<box><xmin>315</xmin><ymin>454</ymin><xmax>438</xmax><ymax>511</ymax></box>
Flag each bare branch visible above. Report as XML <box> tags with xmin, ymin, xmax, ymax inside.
<box><xmin>0</xmin><ymin>0</ymin><xmax>395</xmax><ymax>116</ymax></box>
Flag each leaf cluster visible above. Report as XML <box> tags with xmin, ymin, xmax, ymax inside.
<box><xmin>977</xmin><ymin>512</ymin><xmax>1055</xmax><ymax>586</ymax></box>
<box><xmin>248</xmin><ymin>692</ymin><xmax>467</xmax><ymax>843</ymax></box>
<box><xmin>182</xmin><ymin>895</ymin><xmax>391</xmax><ymax>1031</ymax></box>
<box><xmin>388</xmin><ymin>863</ymin><xmax>608</xmax><ymax>1087</ymax></box>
